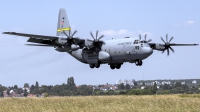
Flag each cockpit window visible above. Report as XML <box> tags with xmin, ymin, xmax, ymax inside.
<box><xmin>141</xmin><ymin>41</ymin><xmax>147</xmax><ymax>43</ymax></box>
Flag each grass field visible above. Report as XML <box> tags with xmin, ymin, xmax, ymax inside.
<box><xmin>0</xmin><ymin>94</ymin><xmax>200</xmax><ymax>112</ymax></box>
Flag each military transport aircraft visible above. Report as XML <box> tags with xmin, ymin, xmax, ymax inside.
<box><xmin>2</xmin><ymin>8</ymin><xmax>199</xmax><ymax>69</ymax></box>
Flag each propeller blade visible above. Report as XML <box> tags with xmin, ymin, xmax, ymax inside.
<box><xmin>139</xmin><ymin>34</ymin><xmax>142</xmax><ymax>40</ymax></box>
<box><xmin>144</xmin><ymin>34</ymin><xmax>147</xmax><ymax>41</ymax></box>
<box><xmin>98</xmin><ymin>35</ymin><xmax>104</xmax><ymax>40</ymax></box>
<box><xmin>147</xmin><ymin>39</ymin><xmax>152</xmax><ymax>43</ymax></box>
<box><xmin>166</xmin><ymin>34</ymin><xmax>168</xmax><ymax>43</ymax></box>
<box><xmin>90</xmin><ymin>32</ymin><xmax>95</xmax><ymax>40</ymax></box>
<box><xmin>162</xmin><ymin>50</ymin><xmax>165</xmax><ymax>54</ymax></box>
<box><xmin>87</xmin><ymin>39</ymin><xmax>94</xmax><ymax>42</ymax></box>
<box><xmin>169</xmin><ymin>36</ymin><xmax>174</xmax><ymax>43</ymax></box>
<box><xmin>169</xmin><ymin>46</ymin><xmax>174</xmax><ymax>53</ymax></box>
<box><xmin>161</xmin><ymin>37</ymin><xmax>166</xmax><ymax>43</ymax></box>
<box><xmin>72</xmin><ymin>40</ymin><xmax>77</xmax><ymax>45</ymax></box>
<box><xmin>167</xmin><ymin>48</ymin><xmax>170</xmax><ymax>56</ymax></box>
<box><xmin>64</xmin><ymin>42</ymin><xmax>70</xmax><ymax>46</ymax></box>
<box><xmin>63</xmin><ymin>31</ymin><xmax>69</xmax><ymax>38</ymax></box>
<box><xmin>72</xmin><ymin>30</ymin><xmax>77</xmax><ymax>37</ymax></box>
<box><xmin>96</xmin><ymin>30</ymin><xmax>99</xmax><ymax>40</ymax></box>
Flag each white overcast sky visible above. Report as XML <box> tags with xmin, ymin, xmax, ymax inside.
<box><xmin>0</xmin><ymin>1</ymin><xmax>200</xmax><ymax>87</ymax></box>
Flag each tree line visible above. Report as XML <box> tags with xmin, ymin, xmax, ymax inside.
<box><xmin>0</xmin><ymin>78</ymin><xmax>200</xmax><ymax>97</ymax></box>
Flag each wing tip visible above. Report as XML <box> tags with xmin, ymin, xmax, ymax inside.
<box><xmin>2</xmin><ymin>31</ymin><xmax>16</xmax><ymax>34</ymax></box>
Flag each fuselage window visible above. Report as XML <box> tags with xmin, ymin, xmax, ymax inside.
<box><xmin>135</xmin><ymin>46</ymin><xmax>139</xmax><ymax>50</ymax></box>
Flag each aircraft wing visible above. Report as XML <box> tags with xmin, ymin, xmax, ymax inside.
<box><xmin>149</xmin><ymin>43</ymin><xmax>199</xmax><ymax>51</ymax></box>
<box><xmin>2</xmin><ymin>32</ymin><xmax>85</xmax><ymax>48</ymax></box>
<box><xmin>2</xmin><ymin>32</ymin><xmax>58</xmax><ymax>40</ymax></box>
<box><xmin>2</xmin><ymin>31</ymin><xmax>62</xmax><ymax>47</ymax></box>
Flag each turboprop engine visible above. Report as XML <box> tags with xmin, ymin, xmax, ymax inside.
<box><xmin>55</xmin><ymin>44</ymin><xmax>80</xmax><ymax>52</ymax></box>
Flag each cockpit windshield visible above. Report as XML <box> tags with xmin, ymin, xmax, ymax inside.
<box><xmin>140</xmin><ymin>41</ymin><xmax>147</xmax><ymax>43</ymax></box>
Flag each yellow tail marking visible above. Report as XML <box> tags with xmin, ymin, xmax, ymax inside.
<box><xmin>57</xmin><ymin>27</ymin><xmax>71</xmax><ymax>32</ymax></box>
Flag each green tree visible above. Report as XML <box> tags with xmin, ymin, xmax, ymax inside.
<box><xmin>77</xmin><ymin>85</ymin><xmax>92</xmax><ymax>96</ymax></box>
<box><xmin>174</xmin><ymin>82</ymin><xmax>181</xmax><ymax>88</ymax></box>
<box><xmin>33</xmin><ymin>81</ymin><xmax>40</xmax><ymax>96</ymax></box>
<box><xmin>125</xmin><ymin>84</ymin><xmax>130</xmax><ymax>90</ymax></box>
<box><xmin>0</xmin><ymin>85</ymin><xmax>7</xmax><ymax>97</ymax></box>
<box><xmin>67</xmin><ymin>77</ymin><xmax>76</xmax><ymax>90</ymax></box>
<box><xmin>14</xmin><ymin>85</ymin><xmax>18</xmax><ymax>89</ymax></box>
<box><xmin>134</xmin><ymin>82</ymin><xmax>137</xmax><ymax>86</ymax></box>
<box><xmin>35</xmin><ymin>81</ymin><xmax>39</xmax><ymax>89</ymax></box>
<box><xmin>30</xmin><ymin>85</ymin><xmax>35</xmax><ymax>93</ymax></box>
<box><xmin>23</xmin><ymin>89</ymin><xmax>28</xmax><ymax>97</ymax></box>
<box><xmin>142</xmin><ymin>82</ymin><xmax>145</xmax><ymax>86</ymax></box>
<box><xmin>118</xmin><ymin>83</ymin><xmax>124</xmax><ymax>90</ymax></box>
<box><xmin>24</xmin><ymin>83</ymin><xmax>29</xmax><ymax>88</ymax></box>
<box><xmin>152</xmin><ymin>82</ymin><xmax>158</xmax><ymax>94</ymax></box>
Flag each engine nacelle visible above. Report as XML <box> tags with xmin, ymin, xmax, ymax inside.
<box><xmin>56</xmin><ymin>36</ymin><xmax>68</xmax><ymax>45</ymax></box>
<box><xmin>55</xmin><ymin>47</ymin><xmax>68</xmax><ymax>52</ymax></box>
<box><xmin>81</xmin><ymin>48</ymin><xmax>98</xmax><ymax>64</ymax></box>
<box><xmin>154</xmin><ymin>43</ymin><xmax>165</xmax><ymax>51</ymax></box>
<box><xmin>71</xmin><ymin>45</ymin><xmax>80</xmax><ymax>51</ymax></box>
<box><xmin>55</xmin><ymin>45</ymin><xmax>80</xmax><ymax>52</ymax></box>
<box><xmin>98</xmin><ymin>51</ymin><xmax>110</xmax><ymax>61</ymax></box>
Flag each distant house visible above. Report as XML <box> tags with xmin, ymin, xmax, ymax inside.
<box><xmin>161</xmin><ymin>81</ymin><xmax>171</xmax><ymax>85</ymax></box>
<box><xmin>3</xmin><ymin>90</ymin><xmax>8</xmax><ymax>97</ymax></box>
<box><xmin>181</xmin><ymin>82</ymin><xmax>185</xmax><ymax>84</ymax></box>
<box><xmin>100</xmin><ymin>86</ymin><xmax>110</xmax><ymax>91</ymax></box>
<box><xmin>192</xmin><ymin>80</ymin><xmax>197</xmax><ymax>84</ymax></box>
<box><xmin>151</xmin><ymin>81</ymin><xmax>161</xmax><ymax>86</ymax></box>
<box><xmin>28</xmin><ymin>94</ymin><xmax>37</xmax><ymax>97</ymax></box>
<box><xmin>92</xmin><ymin>86</ymin><xmax>100</xmax><ymax>91</ymax></box>
<box><xmin>110</xmin><ymin>86</ymin><xmax>117</xmax><ymax>90</ymax></box>
<box><xmin>22</xmin><ymin>87</ymin><xmax>30</xmax><ymax>93</ymax></box>
<box><xmin>145</xmin><ymin>83</ymin><xmax>151</xmax><ymax>86</ymax></box>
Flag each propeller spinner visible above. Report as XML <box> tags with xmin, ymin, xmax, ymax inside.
<box><xmin>62</xmin><ymin>29</ymin><xmax>78</xmax><ymax>46</ymax></box>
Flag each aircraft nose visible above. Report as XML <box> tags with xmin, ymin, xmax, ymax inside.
<box><xmin>143</xmin><ymin>47</ymin><xmax>153</xmax><ymax>55</ymax></box>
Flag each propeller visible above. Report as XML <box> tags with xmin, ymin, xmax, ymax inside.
<box><xmin>87</xmin><ymin>30</ymin><xmax>105</xmax><ymax>50</ymax></box>
<box><xmin>161</xmin><ymin>34</ymin><xmax>174</xmax><ymax>56</ymax></box>
<box><xmin>62</xmin><ymin>28</ymin><xmax>79</xmax><ymax>46</ymax></box>
<box><xmin>139</xmin><ymin>34</ymin><xmax>152</xmax><ymax>43</ymax></box>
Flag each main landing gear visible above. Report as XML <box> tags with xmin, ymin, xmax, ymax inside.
<box><xmin>89</xmin><ymin>62</ymin><xmax>100</xmax><ymax>69</ymax></box>
<box><xmin>135</xmin><ymin>60</ymin><xmax>143</xmax><ymax>66</ymax></box>
<box><xmin>110</xmin><ymin>63</ymin><xmax>122</xmax><ymax>70</ymax></box>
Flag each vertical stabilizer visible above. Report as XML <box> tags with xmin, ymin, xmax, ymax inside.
<box><xmin>56</xmin><ymin>8</ymin><xmax>71</xmax><ymax>36</ymax></box>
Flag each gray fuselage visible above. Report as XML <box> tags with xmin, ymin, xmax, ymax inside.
<box><xmin>67</xmin><ymin>37</ymin><xmax>153</xmax><ymax>64</ymax></box>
